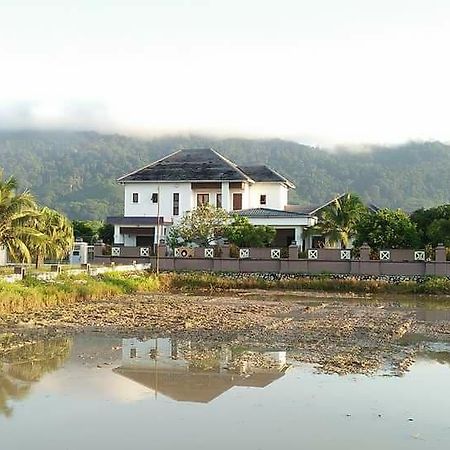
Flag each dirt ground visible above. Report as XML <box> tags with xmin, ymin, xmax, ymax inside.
<box><xmin>1</xmin><ymin>290</ymin><xmax>449</xmax><ymax>375</ymax></box>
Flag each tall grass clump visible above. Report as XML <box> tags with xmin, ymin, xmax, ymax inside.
<box><xmin>0</xmin><ymin>271</ymin><xmax>161</xmax><ymax>316</ymax></box>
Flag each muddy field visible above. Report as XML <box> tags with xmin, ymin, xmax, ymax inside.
<box><xmin>1</xmin><ymin>290</ymin><xmax>449</xmax><ymax>375</ymax></box>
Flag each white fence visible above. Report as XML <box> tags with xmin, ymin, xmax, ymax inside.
<box><xmin>0</xmin><ymin>263</ymin><xmax>152</xmax><ymax>284</ymax></box>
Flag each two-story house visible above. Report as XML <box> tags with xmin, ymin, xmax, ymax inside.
<box><xmin>107</xmin><ymin>148</ymin><xmax>317</xmax><ymax>249</ymax></box>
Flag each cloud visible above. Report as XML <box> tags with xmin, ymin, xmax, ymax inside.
<box><xmin>0</xmin><ymin>101</ymin><xmax>115</xmax><ymax>132</ymax></box>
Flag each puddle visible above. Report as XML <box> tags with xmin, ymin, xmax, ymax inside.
<box><xmin>1</xmin><ymin>334</ymin><xmax>449</xmax><ymax>449</ymax></box>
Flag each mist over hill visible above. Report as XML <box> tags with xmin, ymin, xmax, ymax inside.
<box><xmin>0</xmin><ymin>130</ymin><xmax>449</xmax><ymax>220</ymax></box>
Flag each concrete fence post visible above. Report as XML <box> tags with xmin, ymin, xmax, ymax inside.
<box><xmin>157</xmin><ymin>244</ymin><xmax>167</xmax><ymax>257</ymax></box>
<box><xmin>435</xmin><ymin>244</ymin><xmax>447</xmax><ymax>263</ymax></box>
<box><xmin>289</xmin><ymin>245</ymin><xmax>299</xmax><ymax>260</ymax></box>
<box><xmin>360</xmin><ymin>243</ymin><xmax>371</xmax><ymax>261</ymax></box>
<box><xmin>221</xmin><ymin>245</ymin><xmax>230</xmax><ymax>258</ymax></box>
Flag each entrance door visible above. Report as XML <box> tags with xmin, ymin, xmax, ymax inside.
<box><xmin>136</xmin><ymin>235</ymin><xmax>154</xmax><ymax>247</ymax></box>
<box><xmin>232</xmin><ymin>193</ymin><xmax>242</xmax><ymax>210</ymax></box>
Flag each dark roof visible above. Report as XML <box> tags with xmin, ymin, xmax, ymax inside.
<box><xmin>367</xmin><ymin>203</ymin><xmax>381</xmax><ymax>213</ymax></box>
<box><xmin>235</xmin><ymin>208</ymin><xmax>312</xmax><ymax>218</ymax></box>
<box><xmin>113</xmin><ymin>367</ymin><xmax>285</xmax><ymax>404</ymax></box>
<box><xmin>118</xmin><ymin>148</ymin><xmax>294</xmax><ymax>187</ymax></box>
<box><xmin>286</xmin><ymin>194</ymin><xmax>381</xmax><ymax>215</ymax></box>
<box><xmin>118</xmin><ymin>148</ymin><xmax>251</xmax><ymax>182</ymax></box>
<box><xmin>106</xmin><ymin>216</ymin><xmax>164</xmax><ymax>225</ymax></box>
<box><xmin>238</xmin><ymin>165</ymin><xmax>295</xmax><ymax>188</ymax></box>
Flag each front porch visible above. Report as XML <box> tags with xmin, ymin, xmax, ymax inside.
<box><xmin>107</xmin><ymin>216</ymin><xmax>167</xmax><ymax>246</ymax></box>
<box><xmin>235</xmin><ymin>208</ymin><xmax>317</xmax><ymax>251</ymax></box>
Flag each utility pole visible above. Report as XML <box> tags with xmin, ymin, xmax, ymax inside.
<box><xmin>156</xmin><ymin>185</ymin><xmax>161</xmax><ymax>275</ymax></box>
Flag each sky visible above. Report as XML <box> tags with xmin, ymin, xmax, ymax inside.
<box><xmin>0</xmin><ymin>0</ymin><xmax>449</xmax><ymax>147</ymax></box>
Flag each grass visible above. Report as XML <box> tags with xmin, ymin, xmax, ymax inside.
<box><xmin>159</xmin><ymin>272</ymin><xmax>450</xmax><ymax>295</ymax></box>
<box><xmin>0</xmin><ymin>271</ymin><xmax>449</xmax><ymax>316</ymax></box>
<box><xmin>0</xmin><ymin>271</ymin><xmax>160</xmax><ymax>315</ymax></box>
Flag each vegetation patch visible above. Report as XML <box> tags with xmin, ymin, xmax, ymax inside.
<box><xmin>1</xmin><ymin>271</ymin><xmax>450</xmax><ymax>317</ymax></box>
<box><xmin>0</xmin><ymin>272</ymin><xmax>160</xmax><ymax>315</ymax></box>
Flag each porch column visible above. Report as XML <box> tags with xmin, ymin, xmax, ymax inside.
<box><xmin>114</xmin><ymin>224</ymin><xmax>124</xmax><ymax>245</ymax></box>
<box><xmin>294</xmin><ymin>226</ymin><xmax>303</xmax><ymax>249</ymax></box>
<box><xmin>221</xmin><ymin>182</ymin><xmax>230</xmax><ymax>211</ymax></box>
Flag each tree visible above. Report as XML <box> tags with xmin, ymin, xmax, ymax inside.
<box><xmin>427</xmin><ymin>218</ymin><xmax>450</xmax><ymax>247</ymax></box>
<box><xmin>169</xmin><ymin>204</ymin><xmax>230</xmax><ymax>246</ymax></box>
<box><xmin>308</xmin><ymin>193</ymin><xmax>366</xmax><ymax>248</ymax></box>
<box><xmin>98</xmin><ymin>223</ymin><xmax>114</xmax><ymax>245</ymax></box>
<box><xmin>354</xmin><ymin>208</ymin><xmax>420</xmax><ymax>250</ymax></box>
<box><xmin>0</xmin><ymin>175</ymin><xmax>41</xmax><ymax>262</ymax></box>
<box><xmin>224</xmin><ymin>216</ymin><xmax>275</xmax><ymax>247</ymax></box>
<box><xmin>29</xmin><ymin>207</ymin><xmax>74</xmax><ymax>268</ymax></box>
<box><xmin>411</xmin><ymin>204</ymin><xmax>450</xmax><ymax>247</ymax></box>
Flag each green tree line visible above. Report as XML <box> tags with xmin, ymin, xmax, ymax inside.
<box><xmin>1</xmin><ymin>130</ymin><xmax>450</xmax><ymax>219</ymax></box>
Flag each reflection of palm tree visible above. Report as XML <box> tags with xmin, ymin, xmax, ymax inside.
<box><xmin>0</xmin><ymin>374</ymin><xmax>30</xmax><ymax>417</ymax></box>
<box><xmin>308</xmin><ymin>193</ymin><xmax>366</xmax><ymax>248</ymax></box>
<box><xmin>0</xmin><ymin>339</ymin><xmax>72</xmax><ymax>417</ymax></box>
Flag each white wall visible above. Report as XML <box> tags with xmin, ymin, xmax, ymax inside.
<box><xmin>123</xmin><ymin>180</ymin><xmax>290</xmax><ymax>221</ymax></box>
<box><xmin>248</xmin><ymin>183</ymin><xmax>289</xmax><ymax>210</ymax></box>
<box><xmin>124</xmin><ymin>182</ymin><xmax>193</xmax><ymax>222</ymax></box>
<box><xmin>0</xmin><ymin>246</ymin><xmax>7</xmax><ymax>266</ymax></box>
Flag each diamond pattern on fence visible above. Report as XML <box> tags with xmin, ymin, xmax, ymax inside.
<box><xmin>308</xmin><ymin>249</ymin><xmax>318</xmax><ymax>260</ymax></box>
<box><xmin>204</xmin><ymin>248</ymin><xmax>214</xmax><ymax>258</ymax></box>
<box><xmin>271</xmin><ymin>249</ymin><xmax>281</xmax><ymax>259</ymax></box>
<box><xmin>111</xmin><ymin>247</ymin><xmax>121</xmax><ymax>257</ymax></box>
<box><xmin>239</xmin><ymin>248</ymin><xmax>250</xmax><ymax>259</ymax></box>
<box><xmin>139</xmin><ymin>247</ymin><xmax>150</xmax><ymax>257</ymax></box>
<box><xmin>414</xmin><ymin>251</ymin><xmax>425</xmax><ymax>261</ymax></box>
<box><xmin>340</xmin><ymin>250</ymin><xmax>351</xmax><ymax>260</ymax></box>
<box><xmin>379</xmin><ymin>250</ymin><xmax>391</xmax><ymax>260</ymax></box>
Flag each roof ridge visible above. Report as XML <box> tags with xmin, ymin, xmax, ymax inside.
<box><xmin>117</xmin><ymin>147</ymin><xmax>251</xmax><ymax>182</ymax></box>
<box><xmin>117</xmin><ymin>148</ymin><xmax>183</xmax><ymax>182</ymax></box>
<box><xmin>209</xmin><ymin>148</ymin><xmax>254</xmax><ymax>182</ymax></box>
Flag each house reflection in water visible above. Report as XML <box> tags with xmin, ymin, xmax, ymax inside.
<box><xmin>113</xmin><ymin>338</ymin><xmax>289</xmax><ymax>403</ymax></box>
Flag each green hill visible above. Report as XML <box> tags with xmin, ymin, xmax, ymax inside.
<box><xmin>0</xmin><ymin>130</ymin><xmax>449</xmax><ymax>219</ymax></box>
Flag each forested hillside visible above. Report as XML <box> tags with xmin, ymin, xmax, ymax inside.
<box><xmin>0</xmin><ymin>130</ymin><xmax>449</xmax><ymax>220</ymax></box>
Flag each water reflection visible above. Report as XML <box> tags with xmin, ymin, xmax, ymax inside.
<box><xmin>114</xmin><ymin>338</ymin><xmax>288</xmax><ymax>403</ymax></box>
<box><xmin>0</xmin><ymin>339</ymin><xmax>71</xmax><ymax>417</ymax></box>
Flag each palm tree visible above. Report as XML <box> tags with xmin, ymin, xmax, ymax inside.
<box><xmin>0</xmin><ymin>175</ymin><xmax>41</xmax><ymax>262</ymax></box>
<box><xmin>29</xmin><ymin>207</ymin><xmax>74</xmax><ymax>268</ymax></box>
<box><xmin>308</xmin><ymin>193</ymin><xmax>366</xmax><ymax>249</ymax></box>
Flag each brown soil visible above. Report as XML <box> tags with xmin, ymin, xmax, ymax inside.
<box><xmin>1</xmin><ymin>290</ymin><xmax>449</xmax><ymax>375</ymax></box>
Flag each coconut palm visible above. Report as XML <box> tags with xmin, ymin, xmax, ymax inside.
<box><xmin>308</xmin><ymin>193</ymin><xmax>366</xmax><ymax>248</ymax></box>
<box><xmin>0</xmin><ymin>175</ymin><xmax>41</xmax><ymax>262</ymax></box>
<box><xmin>29</xmin><ymin>207</ymin><xmax>74</xmax><ymax>268</ymax></box>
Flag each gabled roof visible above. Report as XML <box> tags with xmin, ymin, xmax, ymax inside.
<box><xmin>286</xmin><ymin>193</ymin><xmax>381</xmax><ymax>215</ymax></box>
<box><xmin>118</xmin><ymin>148</ymin><xmax>294</xmax><ymax>187</ymax></box>
<box><xmin>235</xmin><ymin>208</ymin><xmax>312</xmax><ymax>218</ymax></box>
<box><xmin>113</xmin><ymin>367</ymin><xmax>285</xmax><ymax>404</ymax></box>
<box><xmin>118</xmin><ymin>148</ymin><xmax>251</xmax><ymax>182</ymax></box>
<box><xmin>288</xmin><ymin>193</ymin><xmax>348</xmax><ymax>215</ymax></box>
<box><xmin>238</xmin><ymin>165</ymin><xmax>295</xmax><ymax>188</ymax></box>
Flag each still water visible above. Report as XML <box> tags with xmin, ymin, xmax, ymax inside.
<box><xmin>1</xmin><ymin>334</ymin><xmax>449</xmax><ymax>450</ymax></box>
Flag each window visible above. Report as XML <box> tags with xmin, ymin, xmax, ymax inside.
<box><xmin>260</xmin><ymin>194</ymin><xmax>267</xmax><ymax>205</ymax></box>
<box><xmin>216</xmin><ymin>193</ymin><xmax>222</xmax><ymax>208</ymax></box>
<box><xmin>197</xmin><ymin>193</ymin><xmax>209</xmax><ymax>206</ymax></box>
<box><xmin>130</xmin><ymin>348</ymin><xmax>137</xmax><ymax>358</ymax></box>
<box><xmin>132</xmin><ymin>192</ymin><xmax>139</xmax><ymax>203</ymax></box>
<box><xmin>151</xmin><ymin>193</ymin><xmax>158</xmax><ymax>203</ymax></box>
<box><xmin>232</xmin><ymin>193</ymin><xmax>242</xmax><ymax>210</ymax></box>
<box><xmin>173</xmin><ymin>193</ymin><xmax>180</xmax><ymax>215</ymax></box>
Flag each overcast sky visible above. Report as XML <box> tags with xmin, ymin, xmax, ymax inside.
<box><xmin>1</xmin><ymin>0</ymin><xmax>449</xmax><ymax>146</ymax></box>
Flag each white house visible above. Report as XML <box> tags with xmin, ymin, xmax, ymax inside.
<box><xmin>107</xmin><ymin>148</ymin><xmax>317</xmax><ymax>249</ymax></box>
